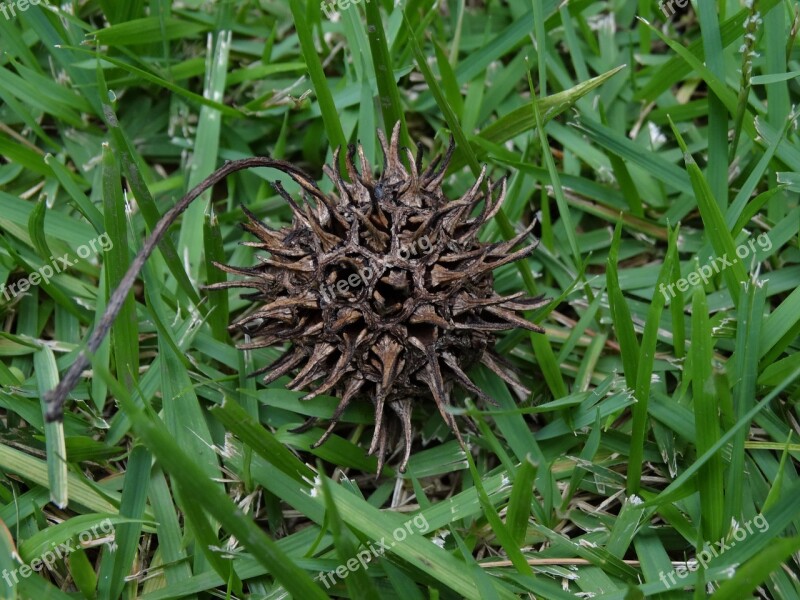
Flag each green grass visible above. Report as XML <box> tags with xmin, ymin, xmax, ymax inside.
<box><xmin>1</xmin><ymin>0</ymin><xmax>799</xmax><ymax>598</ymax></box>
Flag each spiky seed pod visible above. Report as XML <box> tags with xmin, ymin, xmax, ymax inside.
<box><xmin>208</xmin><ymin>123</ymin><xmax>548</xmax><ymax>473</ymax></box>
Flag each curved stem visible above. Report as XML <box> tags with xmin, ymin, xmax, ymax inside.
<box><xmin>44</xmin><ymin>157</ymin><xmax>319</xmax><ymax>422</ymax></box>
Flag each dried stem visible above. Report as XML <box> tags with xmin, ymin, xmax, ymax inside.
<box><xmin>44</xmin><ymin>157</ymin><xmax>318</xmax><ymax>422</ymax></box>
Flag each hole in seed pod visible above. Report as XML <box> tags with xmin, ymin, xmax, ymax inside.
<box><xmin>326</xmin><ymin>260</ymin><xmax>379</xmax><ymax>305</ymax></box>
<box><xmin>406</xmin><ymin>323</ymin><xmax>436</xmax><ymax>346</ymax></box>
<box><xmin>374</xmin><ymin>272</ymin><xmax>411</xmax><ymax>311</ymax></box>
<box><xmin>331</xmin><ymin>214</ymin><xmax>354</xmax><ymax>237</ymax></box>
<box><xmin>242</xmin><ymin>317</ymin><xmax>264</xmax><ymax>333</ymax></box>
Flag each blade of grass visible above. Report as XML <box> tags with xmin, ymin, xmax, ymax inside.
<box><xmin>690</xmin><ymin>282</ymin><xmax>724</xmax><ymax>541</ymax></box>
<box><xmin>215</xmin><ymin>397</ymin><xmax>516</xmax><ymax>599</ymax></box>
<box><xmin>55</xmin><ymin>46</ymin><xmax>243</xmax><ymax>117</ymax></box>
<box><xmin>667</xmin><ymin>118</ymin><xmax>748</xmax><ymax>307</ymax></box>
<box><xmin>177</xmin><ymin>29</ymin><xmax>232</xmax><ymax>281</ymax></box>
<box><xmin>318</xmin><ymin>469</ymin><xmax>381</xmax><ymax>599</ymax></box>
<box><xmin>725</xmin><ymin>279</ymin><xmax>766</xmax><ymax>524</ymax></box>
<box><xmin>633</xmin><ymin>0</ymin><xmax>781</xmax><ymax>101</ymax></box>
<box><xmin>506</xmin><ymin>456</ymin><xmax>537</xmax><ymax>548</ymax></box>
<box><xmin>102</xmin><ymin>142</ymin><xmax>139</xmax><ymax>392</ymax></box>
<box><xmin>628</xmin><ymin>224</ymin><xmax>678</xmax><ymax>493</ymax></box>
<box><xmin>450</xmin><ymin>65</ymin><xmax>626</xmax><ymax>170</ymax></box>
<box><xmin>645</xmin><ymin>365</ymin><xmax>800</xmax><ymax>507</ymax></box>
<box><xmin>203</xmin><ymin>208</ymin><xmax>229</xmax><ymax>341</ymax></box>
<box><xmin>97</xmin><ymin>444</ymin><xmax>152</xmax><ymax>600</ymax></box>
<box><xmin>696</xmin><ymin>0</ymin><xmax>728</xmax><ymax>210</ymax></box>
<box><xmin>526</xmin><ymin>66</ymin><xmax>581</xmax><ymax>274</ymax></box>
<box><xmin>606</xmin><ymin>495</ymin><xmax>647</xmax><ymax>558</ymax></box>
<box><xmin>33</xmin><ymin>346</ymin><xmax>68</xmax><ymax>508</ymax></box>
<box><xmin>94</xmin><ymin>363</ymin><xmax>330</xmax><ymax>600</ymax></box>
<box><xmin>289</xmin><ymin>0</ymin><xmax>347</xmax><ymax>158</ymax></box>
<box><xmin>27</xmin><ymin>196</ymin><xmax>52</xmax><ymax>261</ymax></box>
<box><xmin>366</xmin><ymin>0</ymin><xmax>409</xmax><ymax>144</ymax></box>
<box><xmin>606</xmin><ymin>220</ymin><xmax>641</xmax><ymax>390</ymax></box>
<box><xmin>710</xmin><ymin>537</ymin><xmax>800</xmax><ymax>599</ymax></box>
<box><xmin>0</xmin><ymin>444</ymin><xmax>120</xmax><ymax>514</ymax></box>
<box><xmin>95</xmin><ymin>61</ymin><xmax>204</xmax><ymax>313</ymax></box>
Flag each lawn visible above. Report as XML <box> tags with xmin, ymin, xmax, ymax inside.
<box><xmin>1</xmin><ymin>0</ymin><xmax>799</xmax><ymax>598</ymax></box>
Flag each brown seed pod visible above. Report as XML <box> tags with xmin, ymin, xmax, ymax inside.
<box><xmin>208</xmin><ymin>123</ymin><xmax>548</xmax><ymax>473</ymax></box>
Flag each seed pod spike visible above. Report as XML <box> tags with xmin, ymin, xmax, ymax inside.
<box><xmin>356</xmin><ymin>143</ymin><xmax>374</xmax><ymax>186</ymax></box>
<box><xmin>368</xmin><ymin>390</ymin><xmax>387</xmax><ymax>456</ymax></box>
<box><xmin>302</xmin><ymin>333</ymin><xmax>359</xmax><ymax>400</ymax></box>
<box><xmin>480</xmin><ymin>352</ymin><xmax>531</xmax><ymax>399</ymax></box>
<box><xmin>311</xmin><ymin>375</ymin><xmax>364</xmax><ymax>448</ymax></box>
<box><xmin>287</xmin><ymin>343</ymin><xmax>335</xmax><ymax>390</ymax></box>
<box><xmin>414</xmin><ymin>142</ymin><xmax>425</xmax><ymax>174</ymax></box>
<box><xmin>422</xmin><ymin>134</ymin><xmax>455</xmax><ymax>181</ymax></box>
<box><xmin>376</xmin><ymin>128</ymin><xmax>390</xmax><ymax>173</ymax></box>
<box><xmin>249</xmin><ymin>346</ymin><xmax>306</xmax><ymax>382</ymax></box>
<box><xmin>390</xmin><ymin>398</ymin><xmax>414</xmax><ymax>472</ymax></box>
<box><xmin>441</xmin><ymin>352</ymin><xmax>498</xmax><ymax>407</ymax></box>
